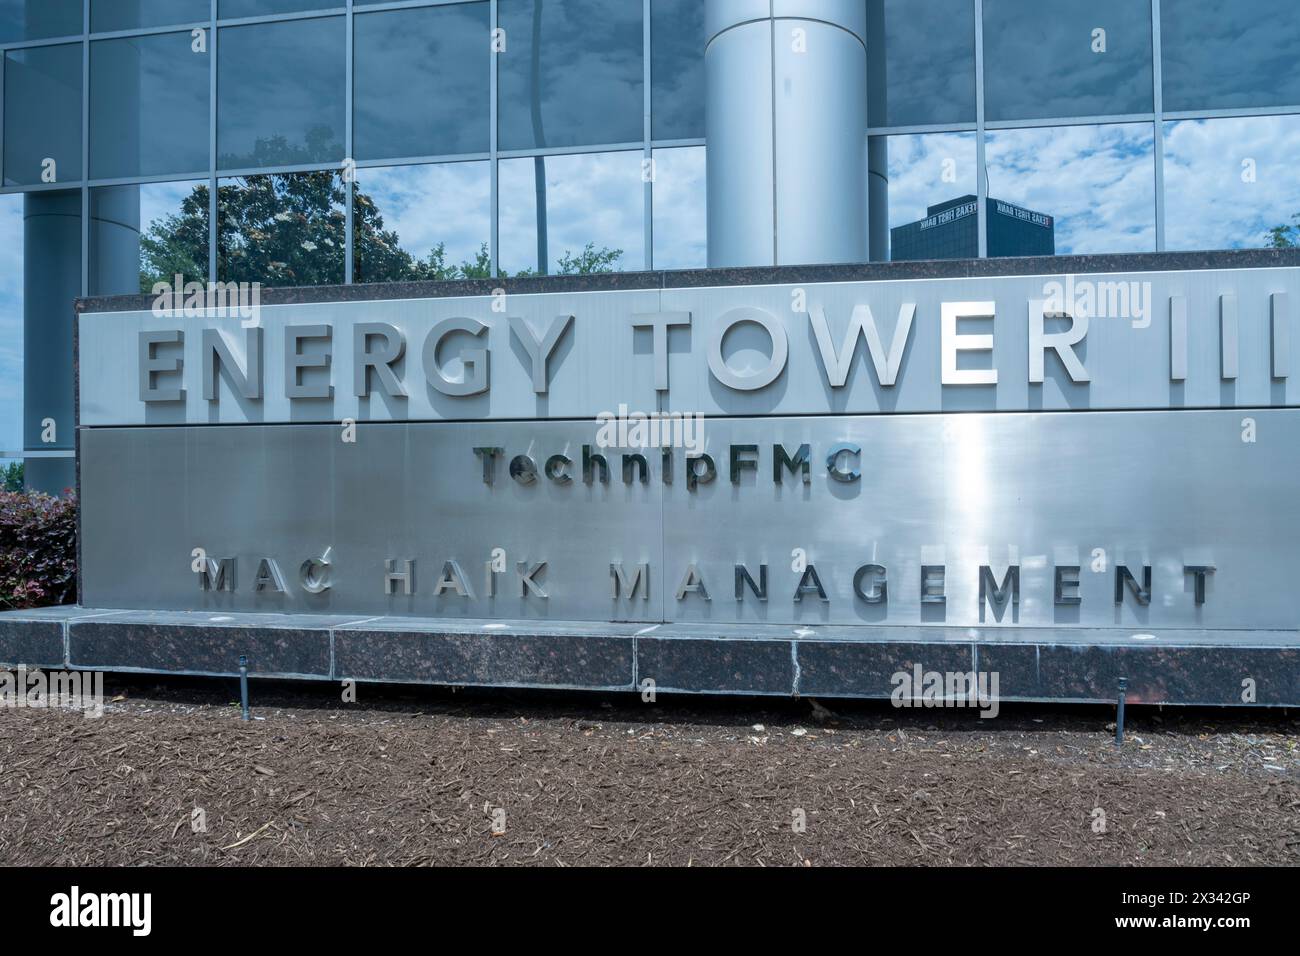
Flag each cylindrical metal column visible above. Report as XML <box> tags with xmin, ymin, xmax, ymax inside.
<box><xmin>22</xmin><ymin>191</ymin><xmax>80</xmax><ymax>494</ymax></box>
<box><xmin>705</xmin><ymin>0</ymin><xmax>868</xmax><ymax>267</ymax></box>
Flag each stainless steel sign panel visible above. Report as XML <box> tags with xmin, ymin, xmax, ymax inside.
<box><xmin>659</xmin><ymin>411</ymin><xmax>1292</xmax><ymax>628</ymax></box>
<box><xmin>80</xmin><ymin>422</ymin><xmax>666</xmax><ymax>623</ymax></box>
<box><xmin>79</xmin><ymin>410</ymin><xmax>1300</xmax><ymax>631</ymax></box>
<box><xmin>79</xmin><ymin>268</ymin><xmax>1300</xmax><ymax>426</ymax></box>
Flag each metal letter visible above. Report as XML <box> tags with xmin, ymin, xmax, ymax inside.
<box><xmin>630</xmin><ymin>311</ymin><xmax>691</xmax><ymax>391</ymax></box>
<box><xmin>353</xmin><ymin>323</ymin><xmax>407</xmax><ymax>397</ymax></box>
<box><xmin>941</xmin><ymin>301</ymin><xmax>997</xmax><ymax>386</ymax></box>
<box><xmin>729</xmin><ymin>444</ymin><xmax>758</xmax><ymax>484</ymax></box>
<box><xmin>979</xmin><ymin>565</ymin><xmax>1021</xmax><ymax>608</ymax></box>
<box><xmin>611</xmin><ymin>562</ymin><xmax>650</xmax><ymax>601</ymax></box>
<box><xmin>920</xmin><ymin>565</ymin><xmax>946</xmax><ymax>605</ymax></box>
<box><xmin>517</xmin><ymin>561</ymin><xmax>549</xmax><ymax>599</ymax></box>
<box><xmin>808</xmin><ymin>303</ymin><xmax>916</xmax><ymax>388</ymax></box>
<box><xmin>1220</xmin><ymin>294</ymin><xmax>1238</xmax><ymax>380</ymax></box>
<box><xmin>773</xmin><ymin>444</ymin><xmax>811</xmax><ymax>485</ymax></box>
<box><xmin>252</xmin><ymin>557</ymin><xmax>286</xmax><ymax>593</ymax></box>
<box><xmin>706</xmin><ymin>307</ymin><xmax>788</xmax><ymax>391</ymax></box>
<box><xmin>139</xmin><ymin>330</ymin><xmax>185</xmax><ymax>402</ymax></box>
<box><xmin>1183</xmin><ymin>565</ymin><xmax>1216</xmax><ymax>605</ymax></box>
<box><xmin>1054</xmin><ymin>565</ymin><xmax>1081</xmax><ymax>606</ymax></box>
<box><xmin>384</xmin><ymin>558</ymin><xmax>415</xmax><ymax>596</ymax></box>
<box><xmin>284</xmin><ymin>324</ymin><xmax>333</xmax><ymax>400</ymax></box>
<box><xmin>1114</xmin><ymin>565</ymin><xmax>1152</xmax><ymax>606</ymax></box>
<box><xmin>675</xmin><ymin>564</ymin><xmax>711</xmax><ymax>601</ymax></box>
<box><xmin>545</xmin><ymin>454</ymin><xmax>573</xmax><ymax>484</ymax></box>
<box><xmin>621</xmin><ymin>453</ymin><xmax>648</xmax><ymax>484</ymax></box>
<box><xmin>509</xmin><ymin>455</ymin><xmax>539</xmax><ymax>485</ymax></box>
<box><xmin>1272</xmin><ymin>293</ymin><xmax>1289</xmax><ymax>379</ymax></box>
<box><xmin>853</xmin><ymin>564</ymin><xmax>887</xmax><ymax>604</ymax></box>
<box><xmin>423</xmin><ymin>316</ymin><xmax>490</xmax><ymax>397</ymax></box>
<box><xmin>1028</xmin><ymin>302</ymin><xmax>1089</xmax><ymax>383</ymax></box>
<box><xmin>735</xmin><ymin>564</ymin><xmax>768</xmax><ymax>602</ymax></box>
<box><xmin>198</xmin><ymin>557</ymin><xmax>235</xmax><ymax>592</ymax></box>
<box><xmin>826</xmin><ymin>443</ymin><xmax>861</xmax><ymax>482</ymax></box>
<box><xmin>1170</xmin><ymin>296</ymin><xmax>1187</xmax><ymax>381</ymax></box>
<box><xmin>202</xmin><ymin>327</ymin><xmax>263</xmax><ymax>400</ymax></box>
<box><xmin>474</xmin><ymin>447</ymin><xmax>503</xmax><ymax>485</ymax></box>
<box><xmin>509</xmin><ymin>314</ymin><xmax>573</xmax><ymax>394</ymax></box>
<box><xmin>686</xmin><ymin>453</ymin><xmax>717</xmax><ymax>491</ymax></box>
<box><xmin>793</xmin><ymin>565</ymin><xmax>829</xmax><ymax>603</ymax></box>
<box><xmin>433</xmin><ymin>560</ymin><xmax>473</xmax><ymax>597</ymax></box>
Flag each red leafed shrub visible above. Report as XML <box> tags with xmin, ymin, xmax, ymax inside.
<box><xmin>0</xmin><ymin>490</ymin><xmax>78</xmax><ymax>610</ymax></box>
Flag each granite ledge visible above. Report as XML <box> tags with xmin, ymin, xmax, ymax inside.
<box><xmin>75</xmin><ymin>248</ymin><xmax>1300</xmax><ymax>315</ymax></box>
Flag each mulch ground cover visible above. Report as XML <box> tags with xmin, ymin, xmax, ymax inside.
<box><xmin>1</xmin><ymin>677</ymin><xmax>1296</xmax><ymax>866</ymax></box>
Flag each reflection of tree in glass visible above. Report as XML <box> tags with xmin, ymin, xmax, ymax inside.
<box><xmin>1</xmin><ymin>462</ymin><xmax>22</xmax><ymax>493</ymax></box>
<box><xmin>1268</xmin><ymin>214</ymin><xmax>1299</xmax><ymax>248</ymax></box>
<box><xmin>141</xmin><ymin>135</ymin><xmax>625</xmax><ymax>289</ymax></box>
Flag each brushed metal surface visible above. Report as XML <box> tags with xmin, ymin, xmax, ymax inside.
<box><xmin>80</xmin><ymin>267</ymin><xmax>1300</xmax><ymax>426</ymax></box>
<box><xmin>79</xmin><ymin>410</ymin><xmax>1300</xmax><ymax>630</ymax></box>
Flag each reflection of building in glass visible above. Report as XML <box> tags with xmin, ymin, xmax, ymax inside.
<box><xmin>890</xmin><ymin>195</ymin><xmax>1055</xmax><ymax>260</ymax></box>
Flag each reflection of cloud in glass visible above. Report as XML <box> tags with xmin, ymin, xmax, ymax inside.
<box><xmin>357</xmin><ymin>162</ymin><xmax>490</xmax><ymax>266</ymax></box>
<box><xmin>0</xmin><ymin>194</ymin><xmax>23</xmax><ymax>456</ymax></box>
<box><xmin>498</xmin><ymin>0</ymin><xmax>643</xmax><ymax>151</ymax></box>
<box><xmin>874</xmin><ymin>0</ymin><xmax>976</xmax><ymax>128</ymax></box>
<box><xmin>353</xmin><ymin>3</ymin><xmax>489</xmax><ymax>160</ymax></box>
<box><xmin>499</xmin><ymin>151</ymin><xmax>644</xmax><ymax>274</ymax></box>
<box><xmin>883</xmin><ymin>132</ymin><xmax>977</xmax><ymax>227</ymax></box>
<box><xmin>982</xmin><ymin>0</ymin><xmax>1152</xmax><ymax>121</ymax></box>
<box><xmin>217</xmin><ymin>18</ymin><xmax>345</xmax><ymax>168</ymax></box>
<box><xmin>139</xmin><ymin>180</ymin><xmax>202</xmax><ymax>237</ymax></box>
<box><xmin>650</xmin><ymin>0</ymin><xmax>706</xmax><ymax>140</ymax></box>
<box><xmin>652</xmin><ymin>146</ymin><xmax>705</xmax><ymax>270</ymax></box>
<box><xmin>1164</xmin><ymin>116</ymin><xmax>1300</xmax><ymax>251</ymax></box>
<box><xmin>1160</xmin><ymin>0</ymin><xmax>1300</xmax><ymax>111</ymax></box>
<box><xmin>986</xmin><ymin>123</ymin><xmax>1156</xmax><ymax>254</ymax></box>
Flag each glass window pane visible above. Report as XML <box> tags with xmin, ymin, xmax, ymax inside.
<box><xmin>218</xmin><ymin>18</ymin><xmax>345</xmax><ymax>170</ymax></box>
<box><xmin>1164</xmin><ymin>116</ymin><xmax>1300</xmax><ymax>252</ymax></box>
<box><xmin>651</xmin><ymin>0</ymin><xmax>705</xmax><ymax>141</ymax></box>
<box><xmin>877</xmin><ymin>132</ymin><xmax>978</xmax><ymax>260</ymax></box>
<box><xmin>91</xmin><ymin>33</ymin><xmax>210</xmax><ymax>179</ymax></box>
<box><xmin>985</xmin><ymin>123</ymin><xmax>1155</xmax><ymax>255</ymax></box>
<box><xmin>353</xmin><ymin>162</ymin><xmax>491</xmax><ymax>283</ymax></box>
<box><xmin>983</xmin><ymin>0</ymin><xmax>1153</xmax><ymax>121</ymax></box>
<box><xmin>0</xmin><ymin>194</ymin><xmax>22</xmax><ymax>467</ymax></box>
<box><xmin>498</xmin><ymin>0</ymin><xmax>643</xmax><ymax>151</ymax></box>
<box><xmin>218</xmin><ymin>171</ymin><xmax>344</xmax><ymax>286</ymax></box>
<box><xmin>354</xmin><ymin>4</ymin><xmax>489</xmax><ymax>161</ymax></box>
<box><xmin>0</xmin><ymin>0</ymin><xmax>82</xmax><ymax>43</ymax></box>
<box><xmin>220</xmin><ymin>1</ymin><xmax>341</xmax><ymax>18</ymax></box>
<box><xmin>1161</xmin><ymin>0</ymin><xmax>1300</xmax><ymax>112</ymax></box>
<box><xmin>869</xmin><ymin>0</ymin><xmax>975</xmax><ymax>128</ymax></box>
<box><xmin>92</xmin><ymin>0</ymin><xmax>209</xmax><ymax>32</ymax></box>
<box><xmin>4</xmin><ymin>44</ymin><xmax>82</xmax><ymax>187</ymax></box>
<box><xmin>91</xmin><ymin>181</ymin><xmax>210</xmax><ymax>295</ymax></box>
<box><xmin>651</xmin><ymin>146</ymin><xmax>705</xmax><ymax>269</ymax></box>
<box><xmin>499</xmin><ymin>150</ymin><xmax>644</xmax><ymax>275</ymax></box>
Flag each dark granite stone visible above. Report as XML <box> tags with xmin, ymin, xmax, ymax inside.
<box><xmin>69</xmin><ymin>620</ymin><xmax>331</xmax><ymax>677</ymax></box>
<box><xmin>74</xmin><ymin>248</ymin><xmax>1300</xmax><ymax>314</ymax></box>
<box><xmin>0</xmin><ymin>618</ymin><xmax>65</xmax><ymax>668</ymax></box>
<box><xmin>797</xmin><ymin>640</ymin><xmax>977</xmax><ymax>698</ymax></box>
<box><xmin>981</xmin><ymin>643</ymin><xmax>1300</xmax><ymax>707</ymax></box>
<box><xmin>637</xmin><ymin>636</ymin><xmax>794</xmax><ymax>694</ymax></box>
<box><xmin>2</xmin><ymin>605</ymin><xmax>1294</xmax><ymax>704</ymax></box>
<box><xmin>335</xmin><ymin>628</ymin><xmax>632</xmax><ymax>689</ymax></box>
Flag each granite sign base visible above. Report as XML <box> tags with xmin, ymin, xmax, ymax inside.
<box><xmin>1</xmin><ymin>607</ymin><xmax>1296</xmax><ymax>707</ymax></box>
